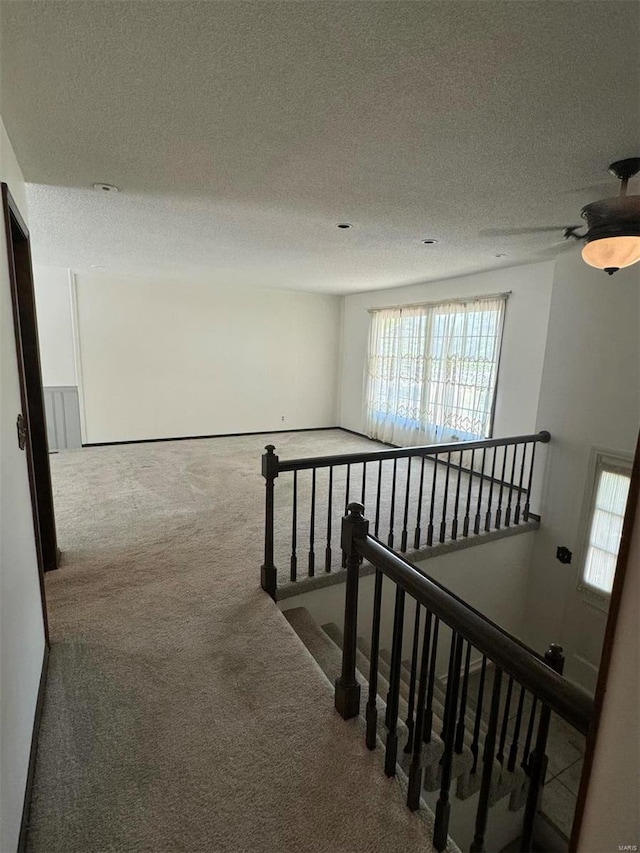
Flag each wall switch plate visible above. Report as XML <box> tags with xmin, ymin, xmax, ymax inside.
<box><xmin>556</xmin><ymin>546</ymin><xmax>572</xmax><ymax>564</ymax></box>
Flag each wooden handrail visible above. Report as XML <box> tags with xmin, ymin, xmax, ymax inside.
<box><xmin>277</xmin><ymin>430</ymin><xmax>551</xmax><ymax>473</ymax></box>
<box><xmin>354</xmin><ymin>529</ymin><xmax>593</xmax><ymax>735</ymax></box>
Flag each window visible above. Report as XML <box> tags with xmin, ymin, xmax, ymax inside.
<box><xmin>580</xmin><ymin>454</ymin><xmax>631</xmax><ymax>598</ymax></box>
<box><xmin>364</xmin><ymin>295</ymin><xmax>506</xmax><ymax>446</ymax></box>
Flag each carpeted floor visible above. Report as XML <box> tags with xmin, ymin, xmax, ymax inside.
<box><xmin>28</xmin><ymin>429</ymin><xmax>456</xmax><ymax>853</ymax></box>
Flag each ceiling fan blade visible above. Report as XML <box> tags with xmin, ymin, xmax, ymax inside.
<box><xmin>564</xmin><ymin>182</ymin><xmax>615</xmax><ymax>197</ymax></box>
<box><xmin>479</xmin><ymin>226</ymin><xmax>575</xmax><ymax>237</ymax></box>
<box><xmin>535</xmin><ymin>240</ymin><xmax>582</xmax><ymax>258</ymax></box>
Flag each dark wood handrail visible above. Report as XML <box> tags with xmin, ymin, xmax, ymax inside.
<box><xmin>355</xmin><ymin>533</ymin><xmax>593</xmax><ymax>735</ymax></box>
<box><xmin>277</xmin><ymin>430</ymin><xmax>551</xmax><ymax>473</ymax></box>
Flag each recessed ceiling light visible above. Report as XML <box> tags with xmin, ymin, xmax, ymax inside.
<box><xmin>336</xmin><ymin>223</ymin><xmax>353</xmax><ymax>229</ymax></box>
<box><xmin>93</xmin><ymin>182</ymin><xmax>119</xmax><ymax>193</ymax></box>
<box><xmin>421</xmin><ymin>238</ymin><xmax>438</xmax><ymax>244</ymax></box>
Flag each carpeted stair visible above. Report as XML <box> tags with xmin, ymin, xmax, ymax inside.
<box><xmin>284</xmin><ymin>608</ymin><xmax>529</xmax><ymax>825</ymax></box>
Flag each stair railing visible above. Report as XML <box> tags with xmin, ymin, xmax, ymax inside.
<box><xmin>261</xmin><ymin>430</ymin><xmax>551</xmax><ymax>598</ymax></box>
<box><xmin>336</xmin><ymin>502</ymin><xmax>593</xmax><ymax>853</ymax></box>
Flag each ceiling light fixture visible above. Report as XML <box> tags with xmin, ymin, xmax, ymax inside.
<box><xmin>93</xmin><ymin>182</ymin><xmax>119</xmax><ymax>193</ymax></box>
<box><xmin>580</xmin><ymin>158</ymin><xmax>640</xmax><ymax>275</ymax></box>
<box><xmin>336</xmin><ymin>223</ymin><xmax>352</xmax><ymax>229</ymax></box>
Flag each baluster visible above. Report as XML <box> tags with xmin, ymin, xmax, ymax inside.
<box><xmin>495</xmin><ymin>445</ymin><xmax>508</xmax><ymax>529</ymax></box>
<box><xmin>474</xmin><ymin>448</ymin><xmax>487</xmax><ymax>534</ymax></box>
<box><xmin>521</xmin><ymin>645</ymin><xmax>564</xmax><ymax>852</ymax></box>
<box><xmin>388</xmin><ymin>458</ymin><xmax>398</xmax><ymax>548</ymax></box>
<box><xmin>507</xmin><ymin>685</ymin><xmax>527</xmax><ymax>772</ymax></box>
<box><xmin>334</xmin><ymin>503</ymin><xmax>368</xmax><ymax>720</ymax></box>
<box><xmin>384</xmin><ymin>586</ymin><xmax>406</xmax><ymax>777</ymax></box>
<box><xmin>451</xmin><ymin>450</ymin><xmax>463</xmax><ymax>540</ymax></box>
<box><xmin>365</xmin><ymin>569</ymin><xmax>384</xmax><ymax>750</ymax></box>
<box><xmin>428</xmin><ymin>454</ymin><xmax>438</xmax><ymax>545</ymax></box>
<box><xmin>440</xmin><ymin>628</ymin><xmax>458</xmax><ymax>742</ymax></box>
<box><xmin>260</xmin><ymin>444</ymin><xmax>279</xmax><ymax>598</ymax></box>
<box><xmin>423</xmin><ymin>616</ymin><xmax>440</xmax><ymax>743</ymax></box>
<box><xmin>374</xmin><ymin>460</ymin><xmax>382</xmax><ymax>538</ymax></box>
<box><xmin>434</xmin><ymin>632</ymin><xmax>464</xmax><ymax>852</ymax></box>
<box><xmin>521</xmin><ymin>697</ymin><xmax>538</xmax><ymax>775</ymax></box>
<box><xmin>440</xmin><ymin>451</ymin><xmax>452</xmax><ymax>543</ymax></box>
<box><xmin>325</xmin><ymin>466</ymin><xmax>333</xmax><ymax>572</ymax></box>
<box><xmin>470</xmin><ymin>667</ymin><xmax>503</xmax><ymax>853</ymax></box>
<box><xmin>401</xmin><ymin>458</ymin><xmax>412</xmax><ymax>552</ymax></box>
<box><xmin>414</xmin><ymin>456</ymin><xmax>426</xmax><ymax>549</ymax></box>
<box><xmin>505</xmin><ymin>443</ymin><xmax>518</xmax><ymax>526</ymax></box>
<box><xmin>463</xmin><ymin>448</ymin><xmax>475</xmax><ymax>537</ymax></box>
<box><xmin>341</xmin><ymin>464</ymin><xmax>351</xmax><ymax>568</ymax></box>
<box><xmin>455</xmin><ymin>641</ymin><xmax>472</xmax><ymax>753</ymax></box>
<box><xmin>484</xmin><ymin>446</ymin><xmax>498</xmax><ymax>532</ymax></box>
<box><xmin>361</xmin><ymin>460</ymin><xmax>367</xmax><ymax>507</ymax></box>
<box><xmin>308</xmin><ymin>468</ymin><xmax>316</xmax><ymax>576</ymax></box>
<box><xmin>514</xmin><ymin>442</ymin><xmax>528</xmax><ymax>525</ymax></box>
<box><xmin>470</xmin><ymin>656</ymin><xmax>488</xmax><ymax>774</ymax></box>
<box><xmin>407</xmin><ymin>609</ymin><xmax>433</xmax><ymax>811</ymax></box>
<box><xmin>496</xmin><ymin>676</ymin><xmax>514</xmax><ymax>764</ymax></box>
<box><xmin>290</xmin><ymin>470</ymin><xmax>298</xmax><ymax>581</ymax></box>
<box><xmin>404</xmin><ymin>603</ymin><xmax>421</xmax><ymax>753</ymax></box>
<box><xmin>523</xmin><ymin>443</ymin><xmax>537</xmax><ymax>521</ymax></box>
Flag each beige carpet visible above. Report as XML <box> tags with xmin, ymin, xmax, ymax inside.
<box><xmin>27</xmin><ymin>429</ymin><xmax>455</xmax><ymax>853</ymax></box>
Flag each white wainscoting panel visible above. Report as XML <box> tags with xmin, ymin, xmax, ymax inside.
<box><xmin>44</xmin><ymin>386</ymin><xmax>82</xmax><ymax>450</ymax></box>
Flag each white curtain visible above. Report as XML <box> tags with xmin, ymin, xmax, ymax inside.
<box><xmin>364</xmin><ymin>296</ymin><xmax>506</xmax><ymax>446</ymax></box>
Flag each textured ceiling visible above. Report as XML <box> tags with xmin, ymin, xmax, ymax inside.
<box><xmin>2</xmin><ymin>1</ymin><xmax>639</xmax><ymax>293</ymax></box>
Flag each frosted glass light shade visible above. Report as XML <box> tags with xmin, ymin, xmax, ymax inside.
<box><xmin>581</xmin><ymin>235</ymin><xmax>640</xmax><ymax>270</ymax></box>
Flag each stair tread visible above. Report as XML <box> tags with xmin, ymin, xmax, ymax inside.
<box><xmin>287</xmin><ymin>608</ymin><xmax>527</xmax><ymax>819</ymax></box>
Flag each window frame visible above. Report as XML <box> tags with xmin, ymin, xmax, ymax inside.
<box><xmin>576</xmin><ymin>447</ymin><xmax>633</xmax><ymax>610</ymax></box>
<box><xmin>364</xmin><ymin>294</ymin><xmax>507</xmax><ymax>444</ymax></box>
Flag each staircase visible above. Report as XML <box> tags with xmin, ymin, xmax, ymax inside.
<box><xmin>284</xmin><ymin>606</ymin><xmax>532</xmax><ymax>851</ymax></box>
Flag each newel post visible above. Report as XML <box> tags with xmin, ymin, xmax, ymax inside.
<box><xmin>335</xmin><ymin>502</ymin><xmax>369</xmax><ymax>720</ymax></box>
<box><xmin>260</xmin><ymin>445</ymin><xmax>279</xmax><ymax>599</ymax></box>
<box><xmin>521</xmin><ymin>643</ymin><xmax>564</xmax><ymax>851</ymax></box>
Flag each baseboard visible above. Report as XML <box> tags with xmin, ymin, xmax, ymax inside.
<box><xmin>337</xmin><ymin>426</ymin><xmax>393</xmax><ymax>446</ymax></box>
<box><xmin>18</xmin><ymin>644</ymin><xmax>50</xmax><ymax>853</ymax></box>
<box><xmin>82</xmin><ymin>425</ymin><xmax>340</xmax><ymax>448</ymax></box>
<box><xmin>439</xmin><ymin>654</ymin><xmax>489</xmax><ymax>686</ymax></box>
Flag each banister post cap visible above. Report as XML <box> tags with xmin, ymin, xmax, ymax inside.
<box><xmin>342</xmin><ymin>503</ymin><xmax>369</xmax><ymax>554</ymax></box>
<box><xmin>545</xmin><ymin>643</ymin><xmax>565</xmax><ymax>673</ymax></box>
<box><xmin>262</xmin><ymin>445</ymin><xmax>279</xmax><ymax>480</ymax></box>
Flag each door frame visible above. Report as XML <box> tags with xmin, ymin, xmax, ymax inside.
<box><xmin>3</xmin><ymin>182</ymin><xmax>57</xmax><ymax>639</ymax></box>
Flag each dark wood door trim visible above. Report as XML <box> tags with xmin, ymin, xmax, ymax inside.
<box><xmin>569</xmin><ymin>430</ymin><xmax>640</xmax><ymax>850</ymax></box>
<box><xmin>2</xmin><ymin>182</ymin><xmax>57</xmax><ymax>641</ymax></box>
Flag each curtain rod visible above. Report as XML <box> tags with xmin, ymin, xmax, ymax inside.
<box><xmin>367</xmin><ymin>291</ymin><xmax>512</xmax><ymax>314</ymax></box>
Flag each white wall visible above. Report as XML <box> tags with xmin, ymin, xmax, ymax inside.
<box><xmin>578</xmin><ymin>475</ymin><xmax>639</xmax><ymax>852</ymax></box>
<box><xmin>280</xmin><ymin>531</ymin><xmax>536</xmax><ymax>676</ymax></box>
<box><xmin>73</xmin><ymin>273</ymin><xmax>342</xmax><ymax>444</ymax></box>
<box><xmin>338</xmin><ymin>261</ymin><xmax>555</xmax><ymax>439</ymax></box>
<box><xmin>0</xmin><ymin>117</ymin><xmax>47</xmax><ymax>852</ymax></box>
<box><xmin>522</xmin><ymin>251</ymin><xmax>640</xmax><ymax>689</ymax></box>
<box><xmin>32</xmin><ymin>265</ymin><xmax>76</xmax><ymax>387</ymax></box>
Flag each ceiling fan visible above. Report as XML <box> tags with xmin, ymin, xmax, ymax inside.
<box><xmin>485</xmin><ymin>157</ymin><xmax>640</xmax><ymax>276</ymax></box>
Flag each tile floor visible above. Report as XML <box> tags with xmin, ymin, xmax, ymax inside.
<box><xmin>465</xmin><ymin>667</ymin><xmax>586</xmax><ymax>843</ymax></box>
